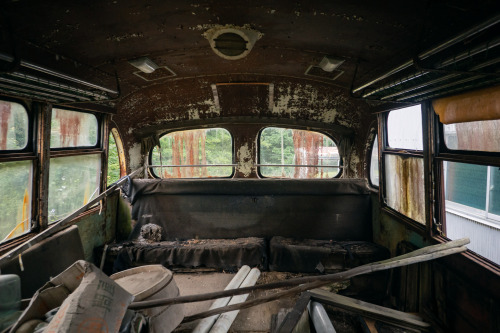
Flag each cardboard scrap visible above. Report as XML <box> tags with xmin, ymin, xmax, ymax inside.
<box><xmin>10</xmin><ymin>260</ymin><xmax>134</xmax><ymax>333</ymax></box>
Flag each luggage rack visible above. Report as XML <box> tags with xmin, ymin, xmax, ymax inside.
<box><xmin>351</xmin><ymin>14</ymin><xmax>500</xmax><ymax>103</ymax></box>
<box><xmin>0</xmin><ymin>52</ymin><xmax>119</xmax><ymax>103</ymax></box>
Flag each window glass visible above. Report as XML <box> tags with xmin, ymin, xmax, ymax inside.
<box><xmin>48</xmin><ymin>154</ymin><xmax>101</xmax><ymax>222</ymax></box>
<box><xmin>444</xmin><ymin>161</ymin><xmax>500</xmax><ymax>219</ymax></box>
<box><xmin>489</xmin><ymin>167</ymin><xmax>500</xmax><ymax>216</ymax></box>
<box><xmin>445</xmin><ymin>161</ymin><xmax>487</xmax><ymax>210</ymax></box>
<box><xmin>0</xmin><ymin>100</ymin><xmax>29</xmax><ymax>150</ymax></box>
<box><xmin>0</xmin><ymin>160</ymin><xmax>32</xmax><ymax>241</ymax></box>
<box><xmin>260</xmin><ymin>127</ymin><xmax>340</xmax><ymax>178</ymax></box>
<box><xmin>50</xmin><ymin>108</ymin><xmax>98</xmax><ymax>148</ymax></box>
<box><xmin>370</xmin><ymin>134</ymin><xmax>379</xmax><ymax>186</ymax></box>
<box><xmin>151</xmin><ymin>128</ymin><xmax>233</xmax><ymax>178</ymax></box>
<box><xmin>443</xmin><ymin>161</ymin><xmax>500</xmax><ymax>264</ymax></box>
<box><xmin>387</xmin><ymin>105</ymin><xmax>423</xmax><ymax>150</ymax></box>
<box><xmin>385</xmin><ymin>154</ymin><xmax>425</xmax><ymax>224</ymax></box>
<box><xmin>108</xmin><ymin>132</ymin><xmax>120</xmax><ymax>184</ymax></box>
<box><xmin>443</xmin><ymin>119</ymin><xmax>500</xmax><ymax>152</ymax></box>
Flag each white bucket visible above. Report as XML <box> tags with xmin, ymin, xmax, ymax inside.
<box><xmin>111</xmin><ymin>265</ymin><xmax>184</xmax><ymax>333</ymax></box>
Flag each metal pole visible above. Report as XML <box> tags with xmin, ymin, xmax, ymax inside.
<box><xmin>193</xmin><ymin>266</ymin><xmax>252</xmax><ymax>333</ymax></box>
<box><xmin>209</xmin><ymin>268</ymin><xmax>261</xmax><ymax>333</ymax></box>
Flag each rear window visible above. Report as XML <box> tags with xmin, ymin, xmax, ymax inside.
<box><xmin>151</xmin><ymin>128</ymin><xmax>233</xmax><ymax>178</ymax></box>
<box><xmin>259</xmin><ymin>127</ymin><xmax>340</xmax><ymax>178</ymax></box>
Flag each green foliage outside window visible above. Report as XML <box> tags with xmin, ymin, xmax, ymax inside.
<box><xmin>259</xmin><ymin>127</ymin><xmax>340</xmax><ymax>178</ymax></box>
<box><xmin>108</xmin><ymin>132</ymin><xmax>120</xmax><ymax>184</ymax></box>
<box><xmin>0</xmin><ymin>161</ymin><xmax>32</xmax><ymax>241</ymax></box>
<box><xmin>151</xmin><ymin>128</ymin><xmax>233</xmax><ymax>178</ymax></box>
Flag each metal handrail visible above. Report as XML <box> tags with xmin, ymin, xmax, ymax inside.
<box><xmin>149</xmin><ymin>164</ymin><xmax>237</xmax><ymax>168</ymax></box>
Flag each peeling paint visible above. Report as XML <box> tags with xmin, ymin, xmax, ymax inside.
<box><xmin>129</xmin><ymin>142</ymin><xmax>142</xmax><ymax>171</ymax></box>
<box><xmin>106</xmin><ymin>32</ymin><xmax>144</xmax><ymax>42</ymax></box>
<box><xmin>201</xmin><ymin>24</ymin><xmax>264</xmax><ymax>40</ymax></box>
<box><xmin>187</xmin><ymin>109</ymin><xmax>200</xmax><ymax>120</ymax></box>
<box><xmin>237</xmin><ymin>143</ymin><xmax>253</xmax><ymax>177</ymax></box>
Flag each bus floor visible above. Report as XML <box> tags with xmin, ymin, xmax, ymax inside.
<box><xmin>173</xmin><ymin>271</ymin><xmax>307</xmax><ymax>332</ymax></box>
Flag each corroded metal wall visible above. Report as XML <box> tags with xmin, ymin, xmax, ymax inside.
<box><xmin>113</xmin><ymin>77</ymin><xmax>375</xmax><ymax>178</ymax></box>
<box><xmin>372</xmin><ymin>200</ymin><xmax>500</xmax><ymax>333</ymax></box>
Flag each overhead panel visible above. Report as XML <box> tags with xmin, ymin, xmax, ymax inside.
<box><xmin>351</xmin><ymin>14</ymin><xmax>500</xmax><ymax>104</ymax></box>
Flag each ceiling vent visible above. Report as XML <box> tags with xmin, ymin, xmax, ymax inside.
<box><xmin>305</xmin><ymin>65</ymin><xmax>344</xmax><ymax>81</ymax></box>
<box><xmin>204</xmin><ymin>25</ymin><xmax>262</xmax><ymax>60</ymax></box>
<box><xmin>133</xmin><ymin>66</ymin><xmax>177</xmax><ymax>81</ymax></box>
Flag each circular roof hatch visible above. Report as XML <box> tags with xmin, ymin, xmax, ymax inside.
<box><xmin>205</xmin><ymin>26</ymin><xmax>262</xmax><ymax>60</ymax></box>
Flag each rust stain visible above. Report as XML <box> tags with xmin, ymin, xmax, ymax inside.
<box><xmin>115</xmin><ymin>77</ymin><xmax>374</xmax><ymax>177</ymax></box>
<box><xmin>292</xmin><ymin>130</ymin><xmax>325</xmax><ymax>178</ymax></box>
<box><xmin>55</xmin><ymin>109</ymin><xmax>83</xmax><ymax>146</ymax></box>
<box><xmin>161</xmin><ymin>130</ymin><xmax>208</xmax><ymax>178</ymax></box>
<box><xmin>111</xmin><ymin>128</ymin><xmax>127</xmax><ymax>177</ymax></box>
<box><xmin>0</xmin><ymin>101</ymin><xmax>12</xmax><ymax>150</ymax></box>
<box><xmin>455</xmin><ymin>120</ymin><xmax>500</xmax><ymax>152</ymax></box>
<box><xmin>388</xmin><ymin>155</ymin><xmax>425</xmax><ymax>223</ymax></box>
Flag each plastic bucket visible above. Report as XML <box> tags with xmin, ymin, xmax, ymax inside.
<box><xmin>111</xmin><ymin>265</ymin><xmax>184</xmax><ymax>333</ymax></box>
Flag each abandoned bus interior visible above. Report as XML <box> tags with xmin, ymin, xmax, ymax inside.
<box><xmin>0</xmin><ymin>1</ymin><xmax>499</xmax><ymax>332</ymax></box>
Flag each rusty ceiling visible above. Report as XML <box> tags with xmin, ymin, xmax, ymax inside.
<box><xmin>1</xmin><ymin>0</ymin><xmax>498</xmax><ymax>104</ymax></box>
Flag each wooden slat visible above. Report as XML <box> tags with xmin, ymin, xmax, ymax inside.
<box><xmin>277</xmin><ymin>293</ymin><xmax>311</xmax><ymax>333</ymax></box>
<box><xmin>309</xmin><ymin>289</ymin><xmax>430</xmax><ymax>330</ymax></box>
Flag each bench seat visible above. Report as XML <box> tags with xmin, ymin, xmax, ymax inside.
<box><xmin>110</xmin><ymin>237</ymin><xmax>267</xmax><ymax>272</ymax></box>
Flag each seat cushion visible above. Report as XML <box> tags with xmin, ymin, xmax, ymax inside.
<box><xmin>111</xmin><ymin>237</ymin><xmax>267</xmax><ymax>273</ymax></box>
<box><xmin>269</xmin><ymin>236</ymin><xmax>390</xmax><ymax>273</ymax></box>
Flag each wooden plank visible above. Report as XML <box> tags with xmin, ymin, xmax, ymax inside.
<box><xmin>136</xmin><ymin>239</ymin><xmax>469</xmax><ymax>312</ymax></box>
<box><xmin>277</xmin><ymin>293</ymin><xmax>311</xmax><ymax>333</ymax></box>
<box><xmin>358</xmin><ymin>316</ymin><xmax>379</xmax><ymax>333</ymax></box>
<box><xmin>309</xmin><ymin>289</ymin><xmax>430</xmax><ymax>330</ymax></box>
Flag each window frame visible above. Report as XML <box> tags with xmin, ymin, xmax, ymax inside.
<box><xmin>0</xmin><ymin>98</ymin><xmax>35</xmax><ymax>155</ymax></box>
<box><xmin>368</xmin><ymin>131</ymin><xmax>379</xmax><ymax>188</ymax></box>
<box><xmin>379</xmin><ymin>104</ymin><xmax>428</xmax><ymax>231</ymax></box>
<box><xmin>149</xmin><ymin>127</ymin><xmax>235</xmax><ymax>179</ymax></box>
<box><xmin>49</xmin><ymin>107</ymin><xmax>103</xmax><ymax>152</ymax></box>
<box><xmin>433</xmin><ymin>105</ymin><xmax>500</xmax><ymax>269</ymax></box>
<box><xmin>257</xmin><ymin>126</ymin><xmax>342</xmax><ymax>179</ymax></box>
<box><xmin>0</xmin><ymin>97</ymin><xmax>37</xmax><ymax>243</ymax></box>
<box><xmin>107</xmin><ymin>127</ymin><xmax>126</xmax><ymax>186</ymax></box>
<box><xmin>46</xmin><ymin>106</ymin><xmax>105</xmax><ymax>224</ymax></box>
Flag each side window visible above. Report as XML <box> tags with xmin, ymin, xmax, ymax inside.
<box><xmin>48</xmin><ymin>108</ymin><xmax>102</xmax><ymax>223</ymax></box>
<box><xmin>369</xmin><ymin>134</ymin><xmax>379</xmax><ymax>187</ymax></box>
<box><xmin>383</xmin><ymin>105</ymin><xmax>425</xmax><ymax>225</ymax></box>
<box><xmin>443</xmin><ymin>119</ymin><xmax>500</xmax><ymax>152</ymax></box>
<box><xmin>0</xmin><ymin>101</ymin><xmax>29</xmax><ymax>150</ymax></box>
<box><xmin>433</xmin><ymin>87</ymin><xmax>500</xmax><ymax>265</ymax></box>
<box><xmin>50</xmin><ymin>108</ymin><xmax>98</xmax><ymax>148</ymax></box>
<box><xmin>150</xmin><ymin>128</ymin><xmax>233</xmax><ymax>178</ymax></box>
<box><xmin>107</xmin><ymin>129</ymin><xmax>122</xmax><ymax>184</ymax></box>
<box><xmin>259</xmin><ymin>127</ymin><xmax>340</xmax><ymax>178</ymax></box>
<box><xmin>0</xmin><ymin>100</ymin><xmax>32</xmax><ymax>241</ymax></box>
